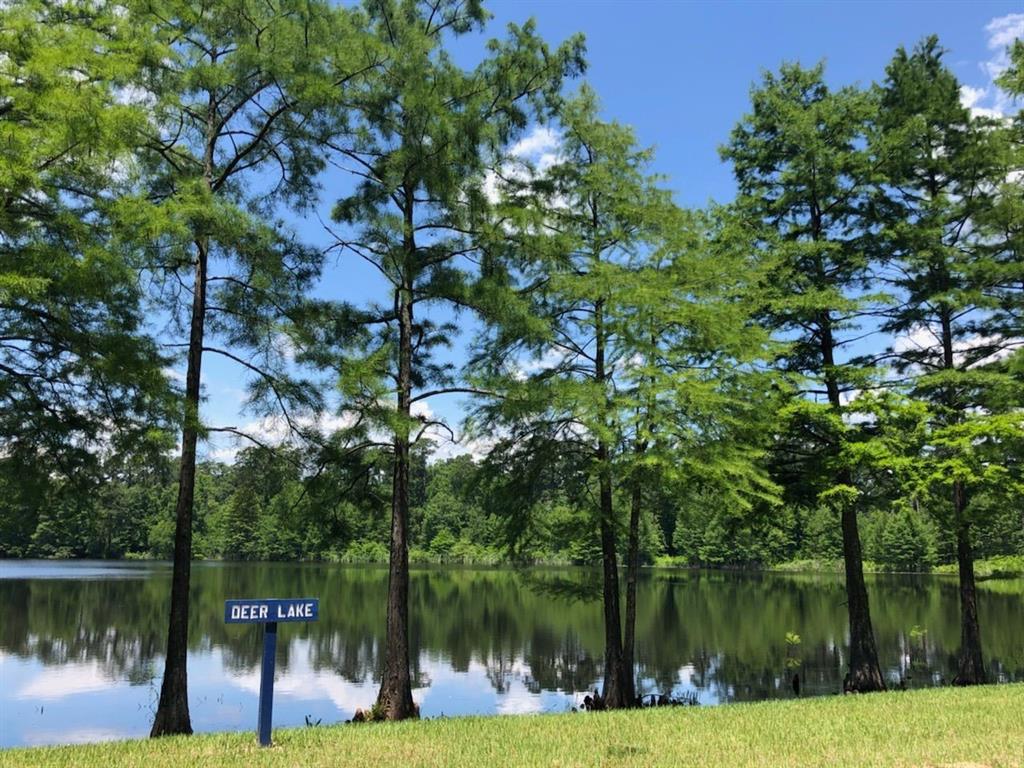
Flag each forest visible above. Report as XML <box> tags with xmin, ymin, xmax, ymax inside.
<box><xmin>1</xmin><ymin>0</ymin><xmax>1022</xmax><ymax>735</ymax></box>
<box><xmin>4</xmin><ymin>447</ymin><xmax>1024</xmax><ymax>574</ymax></box>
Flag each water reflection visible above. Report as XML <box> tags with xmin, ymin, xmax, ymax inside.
<box><xmin>0</xmin><ymin>562</ymin><xmax>1021</xmax><ymax>747</ymax></box>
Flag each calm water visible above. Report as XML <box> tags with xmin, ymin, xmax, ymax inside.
<box><xmin>1</xmin><ymin>561</ymin><xmax>1022</xmax><ymax>747</ymax></box>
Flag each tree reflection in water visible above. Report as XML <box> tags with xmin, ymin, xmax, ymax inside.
<box><xmin>1</xmin><ymin>562</ymin><xmax>1021</xmax><ymax>746</ymax></box>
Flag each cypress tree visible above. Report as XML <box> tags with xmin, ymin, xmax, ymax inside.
<box><xmin>476</xmin><ymin>89</ymin><xmax>776</xmax><ymax>707</ymax></box>
<box><xmin>320</xmin><ymin>0</ymin><xmax>583</xmax><ymax>719</ymax></box>
<box><xmin>873</xmin><ymin>37</ymin><xmax>1021</xmax><ymax>685</ymax></box>
<box><xmin>722</xmin><ymin>62</ymin><xmax>887</xmax><ymax>692</ymax></box>
<box><xmin>116</xmin><ymin>0</ymin><xmax>366</xmax><ymax>736</ymax></box>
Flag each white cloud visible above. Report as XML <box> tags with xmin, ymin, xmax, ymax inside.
<box><xmin>892</xmin><ymin>324</ymin><xmax>1022</xmax><ymax>370</ymax></box>
<box><xmin>893</xmin><ymin>325</ymin><xmax>940</xmax><ymax>358</ymax></box>
<box><xmin>963</xmin><ymin>14</ymin><xmax>1024</xmax><ymax>118</ymax></box>
<box><xmin>230</xmin><ymin>655</ymin><xmax>374</xmax><ymax>715</ymax></box>
<box><xmin>959</xmin><ymin>84</ymin><xmax>987</xmax><ymax>110</ymax></box>
<box><xmin>510</xmin><ymin>126</ymin><xmax>560</xmax><ymax>160</ymax></box>
<box><xmin>17</xmin><ymin>662</ymin><xmax>111</xmax><ymax>700</ymax></box>
<box><xmin>985</xmin><ymin>14</ymin><xmax>1024</xmax><ymax>72</ymax></box>
<box><xmin>204</xmin><ymin>390</ymin><xmax>495</xmax><ymax>464</ymax></box>
<box><xmin>228</xmin><ymin>639</ymin><xmax>432</xmax><ymax>718</ymax></box>
<box><xmin>841</xmin><ymin>393</ymin><xmax>874</xmax><ymax>426</ymax></box>
<box><xmin>513</xmin><ymin>126</ymin><xmax>561</xmax><ymax>176</ymax></box>
<box><xmin>114</xmin><ymin>84</ymin><xmax>156</xmax><ymax>108</ymax></box>
<box><xmin>410</xmin><ymin>400</ymin><xmax>434</xmax><ymax>420</ymax></box>
<box><xmin>429</xmin><ymin>432</ymin><xmax>495</xmax><ymax>463</ymax></box>
<box><xmin>839</xmin><ymin>388</ymin><xmax>863</xmax><ymax>407</ymax></box>
<box><xmin>408</xmin><ymin>399</ymin><xmax>495</xmax><ymax>463</ymax></box>
<box><xmin>484</xmin><ymin>125</ymin><xmax>564</xmax><ymax>206</ymax></box>
<box><xmin>512</xmin><ymin>347</ymin><xmax>567</xmax><ymax>380</ymax></box>
<box><xmin>482</xmin><ymin>169</ymin><xmax>501</xmax><ymax>205</ymax></box>
<box><xmin>205</xmin><ymin>448</ymin><xmax>236</xmax><ymax>463</ymax></box>
<box><xmin>204</xmin><ymin>410</ymin><xmax>362</xmax><ymax>463</ymax></box>
<box><xmin>273</xmin><ymin>332</ymin><xmax>297</xmax><ymax>364</ymax></box>
<box><xmin>494</xmin><ymin>679</ymin><xmax>545</xmax><ymax>715</ymax></box>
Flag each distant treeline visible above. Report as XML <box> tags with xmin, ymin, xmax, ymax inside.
<box><xmin>4</xmin><ymin>444</ymin><xmax>1021</xmax><ymax>572</ymax></box>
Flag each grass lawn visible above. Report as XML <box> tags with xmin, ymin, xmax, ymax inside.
<box><xmin>2</xmin><ymin>684</ymin><xmax>1022</xmax><ymax>768</ymax></box>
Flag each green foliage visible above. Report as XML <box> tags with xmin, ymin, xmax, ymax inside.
<box><xmin>798</xmin><ymin>506</ymin><xmax>845</xmax><ymax>562</ymax></box>
<box><xmin>784</xmin><ymin>631</ymin><xmax>802</xmax><ymax>670</ymax></box>
<box><xmin>333</xmin><ymin>540</ymin><xmax>390</xmax><ymax>565</ymax></box>
<box><xmin>864</xmin><ymin>42</ymin><xmax>1024</xmax><ymax>638</ymax></box>
<box><xmin>317</xmin><ymin>0</ymin><xmax>585</xmax><ymax>461</ymax></box>
<box><xmin>932</xmin><ymin>555</ymin><xmax>1024</xmax><ymax>580</ymax></box>
<box><xmin>723</xmin><ymin>60</ymin><xmax>890</xmax><ymax>524</ymax></box>
<box><xmin>1</xmin><ymin>7</ymin><xmax>1022</xmax><ymax>609</ymax></box>
<box><xmin>0</xmin><ymin>1</ymin><xmax>173</xmax><ymax>501</ymax></box>
<box><xmin>6</xmin><ymin>428</ymin><xmax>1020</xmax><ymax>569</ymax></box>
<box><xmin>862</xmin><ymin>505</ymin><xmax>938</xmax><ymax>573</ymax></box>
<box><xmin>116</xmin><ymin>0</ymin><xmax>363</xmax><ymax>440</ymax></box>
<box><xmin>722</xmin><ymin>61</ymin><xmax>879</xmax><ymax>401</ymax></box>
<box><xmin>474</xmin><ymin>88</ymin><xmax>778</xmax><ymax>582</ymax></box>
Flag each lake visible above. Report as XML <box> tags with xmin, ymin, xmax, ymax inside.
<box><xmin>1</xmin><ymin>561</ymin><xmax>1022</xmax><ymax>748</ymax></box>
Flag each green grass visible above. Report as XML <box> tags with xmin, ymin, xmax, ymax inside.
<box><xmin>4</xmin><ymin>685</ymin><xmax>1023</xmax><ymax>768</ymax></box>
<box><xmin>768</xmin><ymin>556</ymin><xmax>1024</xmax><ymax>580</ymax></box>
<box><xmin>770</xmin><ymin>558</ymin><xmax>850</xmax><ymax>573</ymax></box>
<box><xmin>932</xmin><ymin>555</ymin><xmax>1024</xmax><ymax>580</ymax></box>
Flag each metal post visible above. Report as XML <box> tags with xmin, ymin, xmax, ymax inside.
<box><xmin>257</xmin><ymin>621</ymin><xmax>278</xmax><ymax>746</ymax></box>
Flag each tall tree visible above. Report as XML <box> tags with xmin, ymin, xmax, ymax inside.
<box><xmin>320</xmin><ymin>0</ymin><xmax>583</xmax><ymax>719</ymax></box>
<box><xmin>474</xmin><ymin>90</ymin><xmax>774</xmax><ymax>706</ymax></box>
<box><xmin>115</xmin><ymin>0</ymin><xmax>366</xmax><ymax>736</ymax></box>
<box><xmin>479</xmin><ymin>89</ymin><xmax>673</xmax><ymax>707</ymax></box>
<box><xmin>613</xmin><ymin>210</ymin><xmax>780</xmax><ymax>703</ymax></box>
<box><xmin>0</xmin><ymin>0</ymin><xmax>172</xmax><ymax>550</ymax></box>
<box><xmin>721</xmin><ymin>62</ymin><xmax>888</xmax><ymax>692</ymax></box>
<box><xmin>873</xmin><ymin>37</ymin><xmax>1020</xmax><ymax>685</ymax></box>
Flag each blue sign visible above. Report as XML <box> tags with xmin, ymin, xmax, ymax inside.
<box><xmin>225</xmin><ymin>597</ymin><xmax>319</xmax><ymax>746</ymax></box>
<box><xmin>224</xmin><ymin>598</ymin><xmax>319</xmax><ymax>624</ymax></box>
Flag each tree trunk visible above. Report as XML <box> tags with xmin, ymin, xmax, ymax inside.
<box><xmin>840</xmin><ymin>495</ymin><xmax>886</xmax><ymax>693</ymax></box>
<box><xmin>953</xmin><ymin>481</ymin><xmax>985</xmax><ymax>685</ymax></box>
<box><xmin>622</xmin><ymin>440</ymin><xmax>644</xmax><ymax>705</ymax></box>
<box><xmin>937</xmin><ymin>312</ymin><xmax>985</xmax><ymax>685</ymax></box>
<box><xmin>597</xmin><ymin>458</ymin><xmax>629</xmax><ymax>708</ymax></box>
<box><xmin>376</xmin><ymin>200</ymin><xmax>417</xmax><ymax>721</ymax></box>
<box><xmin>151</xmin><ymin>239</ymin><xmax>207</xmax><ymax>737</ymax></box>
<box><xmin>376</xmin><ymin>425</ymin><xmax>416</xmax><ymax>718</ymax></box>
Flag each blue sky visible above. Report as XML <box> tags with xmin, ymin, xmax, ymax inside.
<box><xmin>195</xmin><ymin>1</ymin><xmax>1024</xmax><ymax>462</ymax></box>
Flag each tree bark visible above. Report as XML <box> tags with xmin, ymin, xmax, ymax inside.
<box><xmin>150</xmin><ymin>238</ymin><xmax>207</xmax><ymax>737</ymax></box>
<box><xmin>622</xmin><ymin>438</ymin><xmax>644</xmax><ymax>705</ymax></box>
<box><xmin>375</xmin><ymin>195</ymin><xmax>417</xmax><ymax>720</ymax></box>
<box><xmin>937</xmin><ymin>313</ymin><xmax>985</xmax><ymax>686</ymax></box>
<box><xmin>597</xmin><ymin>459</ymin><xmax>629</xmax><ymax>708</ymax></box>
<box><xmin>953</xmin><ymin>481</ymin><xmax>986</xmax><ymax>685</ymax></box>
<box><xmin>840</xmin><ymin>492</ymin><xmax>886</xmax><ymax>692</ymax></box>
<box><xmin>618</xmin><ymin>421</ymin><xmax>643</xmax><ymax>708</ymax></box>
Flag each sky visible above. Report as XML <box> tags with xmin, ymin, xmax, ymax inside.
<box><xmin>193</xmin><ymin>1</ymin><xmax>1024</xmax><ymax>463</ymax></box>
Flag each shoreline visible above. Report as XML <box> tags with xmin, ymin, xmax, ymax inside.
<box><xmin>3</xmin><ymin>555</ymin><xmax>1023</xmax><ymax>580</ymax></box>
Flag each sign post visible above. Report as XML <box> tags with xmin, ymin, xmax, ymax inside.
<box><xmin>224</xmin><ymin>597</ymin><xmax>319</xmax><ymax>746</ymax></box>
